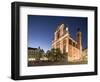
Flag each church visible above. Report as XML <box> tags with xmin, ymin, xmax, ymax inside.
<box><xmin>52</xmin><ymin>24</ymin><xmax>82</xmax><ymax>62</ymax></box>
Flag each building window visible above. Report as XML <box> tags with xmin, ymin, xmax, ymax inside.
<box><xmin>57</xmin><ymin>30</ymin><xmax>60</xmax><ymax>39</ymax></box>
<box><xmin>73</xmin><ymin>42</ymin><xmax>76</xmax><ymax>47</ymax></box>
<box><xmin>69</xmin><ymin>39</ymin><xmax>72</xmax><ymax>45</ymax></box>
<box><xmin>63</xmin><ymin>45</ymin><xmax>66</xmax><ymax>53</ymax></box>
<box><xmin>63</xmin><ymin>39</ymin><xmax>66</xmax><ymax>53</ymax></box>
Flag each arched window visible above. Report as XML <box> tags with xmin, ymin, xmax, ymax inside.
<box><xmin>63</xmin><ymin>39</ymin><xmax>66</xmax><ymax>53</ymax></box>
<box><xmin>57</xmin><ymin>30</ymin><xmax>60</xmax><ymax>39</ymax></box>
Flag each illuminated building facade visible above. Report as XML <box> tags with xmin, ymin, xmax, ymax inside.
<box><xmin>52</xmin><ymin>24</ymin><xmax>82</xmax><ymax>62</ymax></box>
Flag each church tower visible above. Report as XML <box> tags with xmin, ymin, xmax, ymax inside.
<box><xmin>76</xmin><ymin>28</ymin><xmax>82</xmax><ymax>50</ymax></box>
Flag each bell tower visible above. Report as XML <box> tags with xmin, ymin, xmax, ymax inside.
<box><xmin>76</xmin><ymin>28</ymin><xmax>82</xmax><ymax>50</ymax></box>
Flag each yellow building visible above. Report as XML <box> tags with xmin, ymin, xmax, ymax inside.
<box><xmin>52</xmin><ymin>24</ymin><xmax>82</xmax><ymax>62</ymax></box>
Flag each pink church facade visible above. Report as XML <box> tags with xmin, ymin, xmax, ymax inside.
<box><xmin>52</xmin><ymin>24</ymin><xmax>82</xmax><ymax>62</ymax></box>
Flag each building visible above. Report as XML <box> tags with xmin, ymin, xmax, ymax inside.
<box><xmin>28</xmin><ymin>47</ymin><xmax>39</xmax><ymax>54</ymax></box>
<box><xmin>82</xmin><ymin>48</ymin><xmax>88</xmax><ymax>62</ymax></box>
<box><xmin>28</xmin><ymin>47</ymin><xmax>39</xmax><ymax>61</ymax></box>
<box><xmin>52</xmin><ymin>24</ymin><xmax>82</xmax><ymax>62</ymax></box>
<box><xmin>28</xmin><ymin>47</ymin><xmax>46</xmax><ymax>61</ymax></box>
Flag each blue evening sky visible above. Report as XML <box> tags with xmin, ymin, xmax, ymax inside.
<box><xmin>28</xmin><ymin>15</ymin><xmax>87</xmax><ymax>52</ymax></box>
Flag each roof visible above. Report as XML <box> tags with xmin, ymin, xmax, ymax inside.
<box><xmin>56</xmin><ymin>23</ymin><xmax>66</xmax><ymax>32</ymax></box>
<box><xmin>69</xmin><ymin>36</ymin><xmax>77</xmax><ymax>44</ymax></box>
<box><xmin>28</xmin><ymin>47</ymin><xmax>37</xmax><ymax>50</ymax></box>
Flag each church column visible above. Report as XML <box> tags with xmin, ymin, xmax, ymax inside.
<box><xmin>60</xmin><ymin>40</ymin><xmax>63</xmax><ymax>53</ymax></box>
<box><xmin>66</xmin><ymin>38</ymin><xmax>68</xmax><ymax>53</ymax></box>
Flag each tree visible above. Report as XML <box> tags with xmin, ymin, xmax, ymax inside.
<box><xmin>50</xmin><ymin>48</ymin><xmax>57</xmax><ymax>61</ymax></box>
<box><xmin>61</xmin><ymin>52</ymin><xmax>68</xmax><ymax>62</ymax></box>
<box><xmin>40</xmin><ymin>49</ymin><xmax>45</xmax><ymax>57</ymax></box>
<box><xmin>46</xmin><ymin>50</ymin><xmax>53</xmax><ymax>61</ymax></box>
<box><xmin>36</xmin><ymin>47</ymin><xmax>45</xmax><ymax>61</ymax></box>
<box><xmin>46</xmin><ymin>48</ymin><xmax>68</xmax><ymax>62</ymax></box>
<box><xmin>55</xmin><ymin>48</ymin><xmax>62</xmax><ymax>61</ymax></box>
<box><xmin>46</xmin><ymin>50</ymin><xmax>51</xmax><ymax>58</ymax></box>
